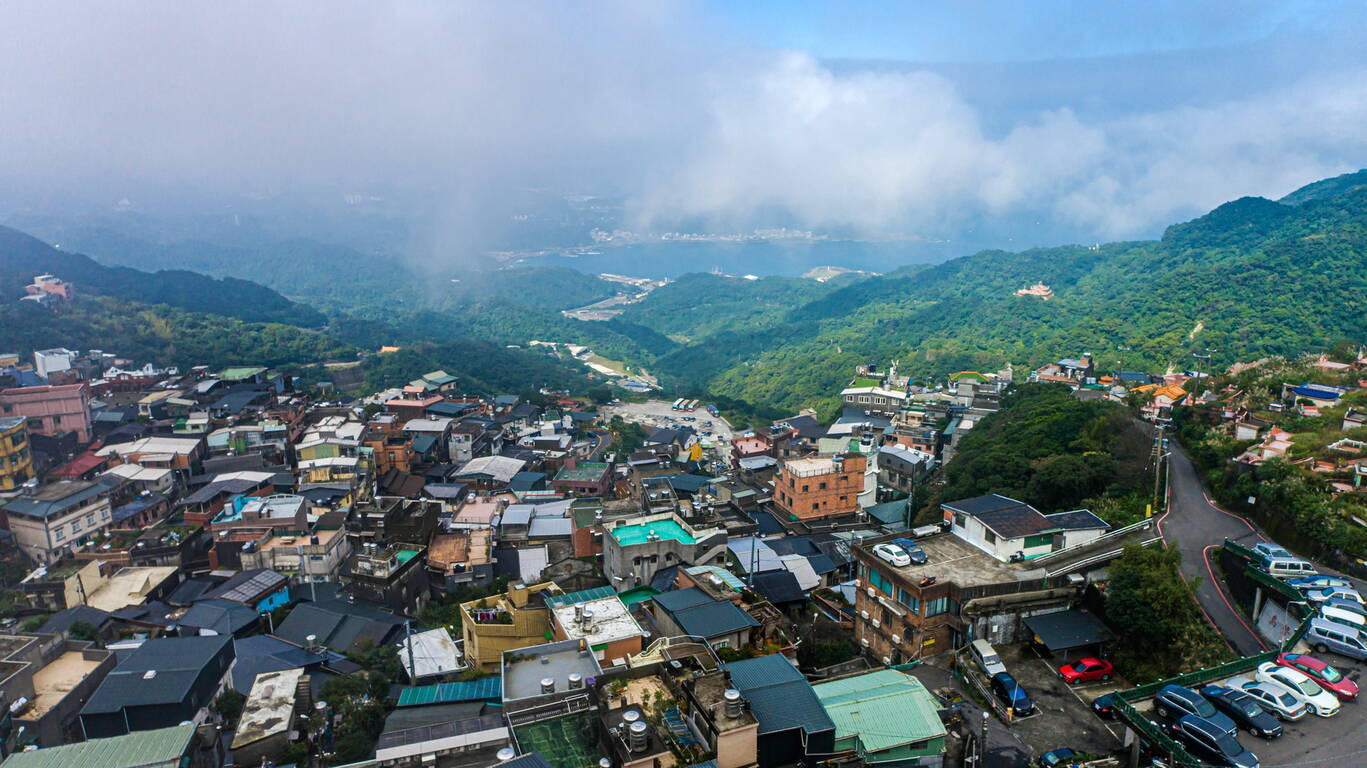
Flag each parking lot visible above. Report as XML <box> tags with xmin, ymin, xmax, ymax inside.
<box><xmin>599</xmin><ymin>399</ymin><xmax>735</xmax><ymax>445</ymax></box>
<box><xmin>1128</xmin><ymin>653</ymin><xmax>1367</xmax><ymax>767</ymax></box>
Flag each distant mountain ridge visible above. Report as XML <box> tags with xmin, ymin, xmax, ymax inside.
<box><xmin>0</xmin><ymin>225</ymin><xmax>324</xmax><ymax>327</ymax></box>
<box><xmin>612</xmin><ymin>170</ymin><xmax>1367</xmax><ymax>415</ymax></box>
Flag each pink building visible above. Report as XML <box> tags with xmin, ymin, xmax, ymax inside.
<box><xmin>0</xmin><ymin>383</ymin><xmax>93</xmax><ymax>443</ymax></box>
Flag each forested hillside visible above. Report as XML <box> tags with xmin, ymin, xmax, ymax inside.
<box><xmin>619</xmin><ymin>173</ymin><xmax>1367</xmax><ymax>414</ymax></box>
<box><xmin>0</xmin><ymin>225</ymin><xmax>325</xmax><ymax>326</ymax></box>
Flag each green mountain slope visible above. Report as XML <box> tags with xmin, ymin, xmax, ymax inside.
<box><xmin>0</xmin><ymin>225</ymin><xmax>326</xmax><ymax>327</ymax></box>
<box><xmin>624</xmin><ymin>172</ymin><xmax>1367</xmax><ymax>413</ymax></box>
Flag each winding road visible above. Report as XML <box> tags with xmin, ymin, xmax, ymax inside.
<box><xmin>1159</xmin><ymin>444</ymin><xmax>1270</xmax><ymax>656</ymax></box>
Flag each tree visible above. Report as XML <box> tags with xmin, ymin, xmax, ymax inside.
<box><xmin>586</xmin><ymin>386</ymin><xmax>614</xmax><ymax>404</ymax></box>
<box><xmin>68</xmin><ymin>620</ymin><xmax>100</xmax><ymax>643</ymax></box>
<box><xmin>212</xmin><ymin>689</ymin><xmax>246</xmax><ymax>728</ymax></box>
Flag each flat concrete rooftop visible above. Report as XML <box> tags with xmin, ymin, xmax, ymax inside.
<box><xmin>28</xmin><ymin>651</ymin><xmax>103</xmax><ymax>719</ymax></box>
<box><xmin>873</xmin><ymin>533</ymin><xmax>1044</xmax><ymax>588</ymax></box>
<box><xmin>502</xmin><ymin>640</ymin><xmax>602</xmax><ymax>702</ymax></box>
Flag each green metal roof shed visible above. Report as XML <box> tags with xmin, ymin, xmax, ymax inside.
<box><xmin>813</xmin><ymin>670</ymin><xmax>947</xmax><ymax>762</ymax></box>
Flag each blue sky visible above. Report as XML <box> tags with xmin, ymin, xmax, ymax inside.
<box><xmin>711</xmin><ymin>0</ymin><xmax>1356</xmax><ymax>62</ymax></box>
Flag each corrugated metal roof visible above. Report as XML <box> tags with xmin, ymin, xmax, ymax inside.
<box><xmin>0</xmin><ymin>724</ymin><xmax>195</xmax><ymax>768</ymax></box>
<box><xmin>813</xmin><ymin>670</ymin><xmax>946</xmax><ymax>754</ymax></box>
<box><xmin>396</xmin><ymin>677</ymin><xmax>503</xmax><ymax>707</ymax></box>
<box><xmin>545</xmin><ymin>586</ymin><xmax>616</xmax><ymax>608</ymax></box>
<box><xmin>724</xmin><ymin>655</ymin><xmax>834</xmax><ymax>737</ymax></box>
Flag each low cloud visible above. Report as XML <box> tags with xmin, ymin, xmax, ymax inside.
<box><xmin>1</xmin><ymin>2</ymin><xmax>1364</xmax><ymax>246</ymax></box>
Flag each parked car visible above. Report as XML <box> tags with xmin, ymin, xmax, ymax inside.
<box><xmin>1168</xmin><ymin>715</ymin><xmax>1260</xmax><ymax>768</ymax></box>
<box><xmin>1305</xmin><ymin>617</ymin><xmax>1367</xmax><ymax>660</ymax></box>
<box><xmin>890</xmin><ymin>537</ymin><xmax>929</xmax><ymax>565</ymax></box>
<box><xmin>1091</xmin><ymin>692</ymin><xmax>1117</xmax><ymax>719</ymax></box>
<box><xmin>1322</xmin><ymin>596</ymin><xmax>1367</xmax><ymax>619</ymax></box>
<box><xmin>1289</xmin><ymin>575</ymin><xmax>1354</xmax><ymax>592</ymax></box>
<box><xmin>1252</xmin><ymin>542</ymin><xmax>1293</xmax><ymax>560</ymax></box>
<box><xmin>1275</xmin><ymin>653</ymin><xmax>1358</xmax><ymax>702</ymax></box>
<box><xmin>872</xmin><ymin>543</ymin><xmax>911</xmax><ymax>567</ymax></box>
<box><xmin>1199</xmin><ymin>685</ymin><xmax>1283</xmax><ymax>739</ymax></box>
<box><xmin>1153</xmin><ymin>684</ymin><xmax>1238</xmax><ymax>736</ymax></box>
<box><xmin>970</xmin><ymin>639</ymin><xmax>1007</xmax><ymax>677</ymax></box>
<box><xmin>1254</xmin><ymin>662</ymin><xmax>1341</xmax><ymax>717</ymax></box>
<box><xmin>1228</xmin><ymin>676</ymin><xmax>1308</xmax><ymax>721</ymax></box>
<box><xmin>1037</xmin><ymin>748</ymin><xmax>1080</xmax><ymax>768</ymax></box>
<box><xmin>1305</xmin><ymin>585</ymin><xmax>1363</xmax><ymax>605</ymax></box>
<box><xmin>991</xmin><ymin>672</ymin><xmax>1035</xmax><ymax>717</ymax></box>
<box><xmin>1319</xmin><ymin>603</ymin><xmax>1366</xmax><ymax>632</ymax></box>
<box><xmin>1260</xmin><ymin>556</ymin><xmax>1317</xmax><ymax>581</ymax></box>
<box><xmin>1058</xmin><ymin>657</ymin><xmax>1115</xmax><ymax>684</ymax></box>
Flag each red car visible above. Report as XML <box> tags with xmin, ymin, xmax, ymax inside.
<box><xmin>1058</xmin><ymin>657</ymin><xmax>1114</xmax><ymax>684</ymax></box>
<box><xmin>1277</xmin><ymin>653</ymin><xmax>1359</xmax><ymax>701</ymax></box>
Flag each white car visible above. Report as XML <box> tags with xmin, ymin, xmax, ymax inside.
<box><xmin>873</xmin><ymin>543</ymin><xmax>911</xmax><ymax>567</ymax></box>
<box><xmin>1228</xmin><ymin>676</ymin><xmax>1308</xmax><ymax>721</ymax></box>
<box><xmin>1305</xmin><ymin>586</ymin><xmax>1363</xmax><ymax>605</ymax></box>
<box><xmin>1254</xmin><ymin>662</ymin><xmax>1341</xmax><ymax>717</ymax></box>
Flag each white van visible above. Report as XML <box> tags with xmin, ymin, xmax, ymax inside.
<box><xmin>1262</xmin><ymin>556</ymin><xmax>1318</xmax><ymax>581</ymax></box>
<box><xmin>970</xmin><ymin>639</ymin><xmax>1007</xmax><ymax>677</ymax></box>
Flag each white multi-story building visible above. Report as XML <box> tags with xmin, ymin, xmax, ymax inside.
<box><xmin>1</xmin><ymin>480</ymin><xmax>114</xmax><ymax>564</ymax></box>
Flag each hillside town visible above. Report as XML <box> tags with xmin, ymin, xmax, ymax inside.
<box><xmin>0</xmin><ymin>342</ymin><xmax>1363</xmax><ymax>768</ymax></box>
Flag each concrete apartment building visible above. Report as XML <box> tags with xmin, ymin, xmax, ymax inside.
<box><xmin>1</xmin><ymin>480</ymin><xmax>115</xmax><ymax>564</ymax></box>
<box><xmin>546</xmin><ymin>586</ymin><xmax>645</xmax><ymax>666</ymax></box>
<box><xmin>772</xmin><ymin>453</ymin><xmax>867</xmax><ymax>522</ymax></box>
<box><xmin>601</xmin><ymin>511</ymin><xmax>728</xmax><ymax>589</ymax></box>
<box><xmin>0</xmin><ymin>383</ymin><xmax>93</xmax><ymax>442</ymax></box>
<box><xmin>0</xmin><ymin>416</ymin><xmax>36</xmax><ymax>491</ymax></box>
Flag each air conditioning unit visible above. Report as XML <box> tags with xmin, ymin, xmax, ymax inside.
<box><xmin>871</xmin><ymin>619</ymin><xmax>880</xmax><ymax>629</ymax></box>
<box><xmin>859</xmin><ymin>610</ymin><xmax>869</xmax><ymax>620</ymax></box>
<box><xmin>882</xmin><ymin>656</ymin><xmax>892</xmax><ymax>665</ymax></box>
<box><xmin>860</xmin><ymin>637</ymin><xmax>870</xmax><ymax>647</ymax></box>
<box><xmin>891</xmin><ymin>634</ymin><xmax>902</xmax><ymax>645</ymax></box>
<box><xmin>866</xmin><ymin>587</ymin><xmax>876</xmax><ymax>597</ymax></box>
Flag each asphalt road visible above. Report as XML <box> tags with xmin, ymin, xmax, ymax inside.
<box><xmin>1160</xmin><ymin>443</ymin><xmax>1270</xmax><ymax>656</ymax></box>
<box><xmin>586</xmin><ymin>428</ymin><xmax>613</xmax><ymax>460</ymax></box>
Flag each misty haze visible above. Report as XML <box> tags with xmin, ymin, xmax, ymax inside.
<box><xmin>1</xmin><ymin>4</ymin><xmax>1366</xmax><ymax>768</ymax></box>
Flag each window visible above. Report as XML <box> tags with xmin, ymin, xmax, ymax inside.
<box><xmin>819</xmin><ymin>482</ymin><xmax>827</xmax><ymax>490</ymax></box>
<box><xmin>839</xmin><ymin>495</ymin><xmax>847</xmax><ymax>502</ymax></box>
<box><xmin>802</xmin><ymin>485</ymin><xmax>809</xmax><ymax>492</ymax></box>
<box><xmin>53</xmin><ymin>527</ymin><xmax>64</xmax><ymax>541</ymax></box>
<box><xmin>86</xmin><ymin>513</ymin><xmax>95</xmax><ymax>526</ymax></box>
<box><xmin>984</xmin><ymin>530</ymin><xmax>997</xmax><ymax>545</ymax></box>
<box><xmin>714</xmin><ymin>639</ymin><xmax>729</xmax><ymax>649</ymax></box>
<box><xmin>926</xmin><ymin>597</ymin><xmax>950</xmax><ymax>617</ymax></box>
<box><xmin>868</xmin><ymin>570</ymin><xmax>893</xmax><ymax>595</ymax></box>
<box><xmin>811</xmin><ymin>503</ymin><xmax>819</xmax><ymax>511</ymax></box>
<box><xmin>897</xmin><ymin>588</ymin><xmax>920</xmax><ymax>614</ymax></box>
<box><xmin>71</xmin><ymin>520</ymin><xmax>81</xmax><ymax>534</ymax></box>
<box><xmin>955</xmin><ymin>512</ymin><xmax>967</xmax><ymax>528</ymax></box>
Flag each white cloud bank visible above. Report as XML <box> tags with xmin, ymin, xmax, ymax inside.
<box><xmin>1</xmin><ymin>1</ymin><xmax>1365</xmax><ymax>241</ymax></box>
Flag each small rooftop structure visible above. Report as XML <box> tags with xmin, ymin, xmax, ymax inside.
<box><xmin>813</xmin><ymin>669</ymin><xmax>947</xmax><ymax>760</ymax></box>
<box><xmin>397</xmin><ymin>627</ymin><xmax>465</xmax><ymax>681</ymax></box>
<box><xmin>83</xmin><ymin>566</ymin><xmax>180</xmax><ymax>612</ymax></box>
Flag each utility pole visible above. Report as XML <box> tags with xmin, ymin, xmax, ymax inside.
<box><xmin>1149</xmin><ymin>422</ymin><xmax>1169</xmax><ymax>516</ymax></box>
<box><xmin>979</xmin><ymin>709</ymin><xmax>990</xmax><ymax>768</ymax></box>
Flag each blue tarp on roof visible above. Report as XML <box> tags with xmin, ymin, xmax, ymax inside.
<box><xmin>1291</xmin><ymin>384</ymin><xmax>1344</xmax><ymax>401</ymax></box>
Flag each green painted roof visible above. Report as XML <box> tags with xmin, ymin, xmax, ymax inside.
<box><xmin>1</xmin><ymin>724</ymin><xmax>195</xmax><ymax>768</ymax></box>
<box><xmin>813</xmin><ymin>670</ymin><xmax>946</xmax><ymax>755</ymax></box>
<box><xmin>396</xmin><ymin>677</ymin><xmax>503</xmax><ymax>707</ymax></box>
<box><xmin>219</xmin><ymin>366</ymin><xmax>266</xmax><ymax>380</ymax></box>
<box><xmin>545</xmin><ymin>585</ymin><xmax>617</xmax><ymax>608</ymax></box>
<box><xmin>554</xmin><ymin>461</ymin><xmax>610</xmax><ymax>483</ymax></box>
<box><xmin>618</xmin><ymin>586</ymin><xmax>661</xmax><ymax>605</ymax></box>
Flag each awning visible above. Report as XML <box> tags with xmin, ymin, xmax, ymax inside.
<box><xmin>1023</xmin><ymin>610</ymin><xmax>1114</xmax><ymax>653</ymax></box>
